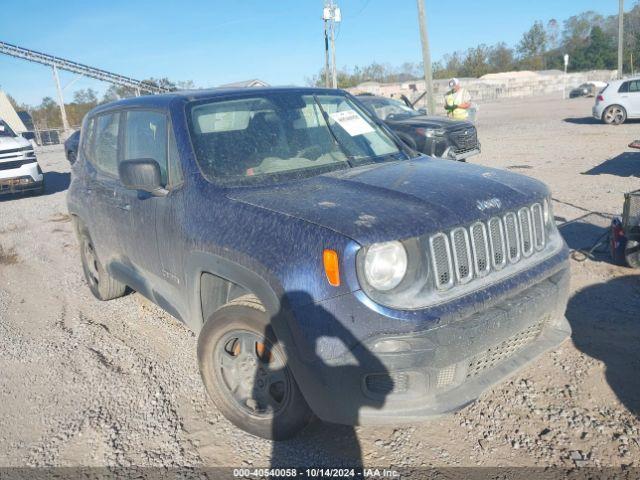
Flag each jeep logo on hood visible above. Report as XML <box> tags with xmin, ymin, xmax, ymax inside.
<box><xmin>476</xmin><ymin>198</ymin><xmax>502</xmax><ymax>211</ymax></box>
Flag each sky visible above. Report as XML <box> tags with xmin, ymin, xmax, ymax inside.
<box><xmin>0</xmin><ymin>0</ymin><xmax>623</xmax><ymax>106</ymax></box>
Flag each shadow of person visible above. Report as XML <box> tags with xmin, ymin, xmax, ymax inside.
<box><xmin>565</xmin><ymin>274</ymin><xmax>640</xmax><ymax>417</ymax></box>
<box><xmin>253</xmin><ymin>291</ymin><xmax>393</xmax><ymax>467</ymax></box>
<box><xmin>582</xmin><ymin>152</ymin><xmax>640</xmax><ymax>178</ymax></box>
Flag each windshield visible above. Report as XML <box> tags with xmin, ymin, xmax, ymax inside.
<box><xmin>0</xmin><ymin>119</ymin><xmax>17</xmax><ymax>138</ymax></box>
<box><xmin>187</xmin><ymin>92</ymin><xmax>407</xmax><ymax>184</ymax></box>
<box><xmin>359</xmin><ymin>97</ymin><xmax>421</xmax><ymax>121</ymax></box>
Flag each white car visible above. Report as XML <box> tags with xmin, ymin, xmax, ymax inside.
<box><xmin>0</xmin><ymin>120</ymin><xmax>44</xmax><ymax>195</ymax></box>
<box><xmin>592</xmin><ymin>77</ymin><xmax>640</xmax><ymax>124</ymax></box>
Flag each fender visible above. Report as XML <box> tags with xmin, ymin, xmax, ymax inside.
<box><xmin>184</xmin><ymin>250</ymin><xmax>332</xmax><ymax>411</ymax></box>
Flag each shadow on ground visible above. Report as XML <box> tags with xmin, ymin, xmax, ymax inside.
<box><xmin>566</xmin><ymin>274</ymin><xmax>640</xmax><ymax>417</ymax></box>
<box><xmin>0</xmin><ymin>171</ymin><xmax>70</xmax><ymax>202</ymax></box>
<box><xmin>43</xmin><ymin>171</ymin><xmax>71</xmax><ymax>194</ymax></box>
<box><xmin>564</xmin><ymin>117</ymin><xmax>640</xmax><ymax>125</ymax></box>
<box><xmin>582</xmin><ymin>152</ymin><xmax>640</xmax><ymax>177</ymax></box>
<box><xmin>563</xmin><ymin>117</ymin><xmax>602</xmax><ymax>125</ymax></box>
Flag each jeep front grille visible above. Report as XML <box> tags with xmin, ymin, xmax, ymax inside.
<box><xmin>430</xmin><ymin>203</ymin><xmax>546</xmax><ymax>290</ymax></box>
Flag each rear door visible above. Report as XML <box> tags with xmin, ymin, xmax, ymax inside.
<box><xmin>84</xmin><ymin>111</ymin><xmax>127</xmax><ymax>264</ymax></box>
<box><xmin>626</xmin><ymin>80</ymin><xmax>640</xmax><ymax>117</ymax></box>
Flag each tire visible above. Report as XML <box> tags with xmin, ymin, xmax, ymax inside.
<box><xmin>602</xmin><ymin>105</ymin><xmax>627</xmax><ymax>125</ymax></box>
<box><xmin>625</xmin><ymin>240</ymin><xmax>640</xmax><ymax>269</ymax></box>
<box><xmin>79</xmin><ymin>229</ymin><xmax>127</xmax><ymax>301</ymax></box>
<box><xmin>197</xmin><ymin>296</ymin><xmax>313</xmax><ymax>440</ymax></box>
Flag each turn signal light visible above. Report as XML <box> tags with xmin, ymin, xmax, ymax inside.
<box><xmin>323</xmin><ymin>249</ymin><xmax>341</xmax><ymax>287</ymax></box>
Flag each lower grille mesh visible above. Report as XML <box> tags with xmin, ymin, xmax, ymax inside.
<box><xmin>466</xmin><ymin>321</ymin><xmax>544</xmax><ymax>378</ymax></box>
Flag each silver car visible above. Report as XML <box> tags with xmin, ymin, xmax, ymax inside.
<box><xmin>593</xmin><ymin>77</ymin><xmax>640</xmax><ymax>124</ymax></box>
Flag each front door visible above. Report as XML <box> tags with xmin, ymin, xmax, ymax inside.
<box><xmin>117</xmin><ymin>109</ymin><xmax>170</xmax><ymax>278</ymax></box>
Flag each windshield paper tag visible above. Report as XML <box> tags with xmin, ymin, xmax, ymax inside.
<box><xmin>330</xmin><ymin>110</ymin><xmax>374</xmax><ymax>137</ymax></box>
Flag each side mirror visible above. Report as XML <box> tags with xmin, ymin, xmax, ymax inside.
<box><xmin>118</xmin><ymin>159</ymin><xmax>166</xmax><ymax>195</ymax></box>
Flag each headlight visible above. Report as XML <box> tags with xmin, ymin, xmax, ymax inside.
<box><xmin>363</xmin><ymin>241</ymin><xmax>408</xmax><ymax>291</ymax></box>
<box><xmin>423</xmin><ymin>128</ymin><xmax>445</xmax><ymax>138</ymax></box>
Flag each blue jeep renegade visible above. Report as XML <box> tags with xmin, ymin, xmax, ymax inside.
<box><xmin>67</xmin><ymin>87</ymin><xmax>571</xmax><ymax>439</ymax></box>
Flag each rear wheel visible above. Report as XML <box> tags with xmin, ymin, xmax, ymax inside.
<box><xmin>197</xmin><ymin>297</ymin><xmax>313</xmax><ymax>440</ymax></box>
<box><xmin>602</xmin><ymin>105</ymin><xmax>627</xmax><ymax>125</ymax></box>
<box><xmin>79</xmin><ymin>230</ymin><xmax>127</xmax><ymax>300</ymax></box>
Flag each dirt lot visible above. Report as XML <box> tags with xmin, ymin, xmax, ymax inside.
<box><xmin>0</xmin><ymin>94</ymin><xmax>639</xmax><ymax>470</ymax></box>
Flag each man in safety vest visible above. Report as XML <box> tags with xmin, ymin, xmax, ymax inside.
<box><xmin>444</xmin><ymin>78</ymin><xmax>472</xmax><ymax>120</ymax></box>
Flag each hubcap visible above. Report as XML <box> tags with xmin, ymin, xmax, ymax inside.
<box><xmin>83</xmin><ymin>240</ymin><xmax>100</xmax><ymax>287</ymax></box>
<box><xmin>605</xmin><ymin>107</ymin><xmax>624</xmax><ymax>124</ymax></box>
<box><xmin>214</xmin><ymin>330</ymin><xmax>289</xmax><ymax>417</ymax></box>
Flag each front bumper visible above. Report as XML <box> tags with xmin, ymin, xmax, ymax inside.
<box><xmin>287</xmin><ymin>252</ymin><xmax>570</xmax><ymax>425</ymax></box>
<box><xmin>444</xmin><ymin>145</ymin><xmax>481</xmax><ymax>161</ymax></box>
<box><xmin>0</xmin><ymin>161</ymin><xmax>44</xmax><ymax>194</ymax></box>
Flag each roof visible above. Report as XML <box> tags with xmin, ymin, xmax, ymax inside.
<box><xmin>217</xmin><ymin>79</ymin><xmax>270</xmax><ymax>88</ymax></box>
<box><xmin>86</xmin><ymin>86</ymin><xmax>344</xmax><ymax>116</ymax></box>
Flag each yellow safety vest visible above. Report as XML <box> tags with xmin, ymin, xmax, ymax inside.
<box><xmin>444</xmin><ymin>89</ymin><xmax>469</xmax><ymax>120</ymax></box>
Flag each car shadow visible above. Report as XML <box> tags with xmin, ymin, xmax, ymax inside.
<box><xmin>564</xmin><ymin>117</ymin><xmax>640</xmax><ymax>125</ymax></box>
<box><xmin>563</xmin><ymin>117</ymin><xmax>601</xmax><ymax>125</ymax></box>
<box><xmin>566</xmin><ymin>274</ymin><xmax>640</xmax><ymax>417</ymax></box>
<box><xmin>257</xmin><ymin>291</ymin><xmax>393</xmax><ymax>467</ymax></box>
<box><xmin>582</xmin><ymin>152</ymin><xmax>640</xmax><ymax>178</ymax></box>
<box><xmin>43</xmin><ymin>171</ymin><xmax>71</xmax><ymax>194</ymax></box>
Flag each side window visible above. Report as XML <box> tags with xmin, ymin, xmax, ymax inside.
<box><xmin>82</xmin><ymin>117</ymin><xmax>96</xmax><ymax>161</ymax></box>
<box><xmin>167</xmin><ymin>125</ymin><xmax>183</xmax><ymax>187</ymax></box>
<box><xmin>619</xmin><ymin>82</ymin><xmax>629</xmax><ymax>93</ymax></box>
<box><xmin>93</xmin><ymin>113</ymin><xmax>120</xmax><ymax>176</ymax></box>
<box><xmin>630</xmin><ymin>81</ymin><xmax>640</xmax><ymax>93</ymax></box>
<box><xmin>124</xmin><ymin>110</ymin><xmax>168</xmax><ymax>185</ymax></box>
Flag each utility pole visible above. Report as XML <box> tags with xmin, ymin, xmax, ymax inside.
<box><xmin>618</xmin><ymin>0</ymin><xmax>624</xmax><ymax>79</ymax></box>
<box><xmin>51</xmin><ymin>65</ymin><xmax>70</xmax><ymax>136</ymax></box>
<box><xmin>323</xmin><ymin>1</ymin><xmax>341</xmax><ymax>89</ymax></box>
<box><xmin>416</xmin><ymin>0</ymin><xmax>435</xmax><ymax>114</ymax></box>
<box><xmin>323</xmin><ymin>16</ymin><xmax>330</xmax><ymax>87</ymax></box>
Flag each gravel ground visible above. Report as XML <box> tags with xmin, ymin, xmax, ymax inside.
<box><xmin>0</xmin><ymin>94</ymin><xmax>639</xmax><ymax>470</ymax></box>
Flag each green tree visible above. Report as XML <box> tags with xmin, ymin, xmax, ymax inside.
<box><xmin>488</xmin><ymin>43</ymin><xmax>515</xmax><ymax>73</ymax></box>
<box><xmin>518</xmin><ymin>21</ymin><xmax>548</xmax><ymax>70</ymax></box>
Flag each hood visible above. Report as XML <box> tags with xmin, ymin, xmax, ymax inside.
<box><xmin>227</xmin><ymin>157</ymin><xmax>549</xmax><ymax>245</ymax></box>
<box><xmin>388</xmin><ymin>115</ymin><xmax>473</xmax><ymax>130</ymax></box>
<box><xmin>0</xmin><ymin>134</ymin><xmax>30</xmax><ymax>151</ymax></box>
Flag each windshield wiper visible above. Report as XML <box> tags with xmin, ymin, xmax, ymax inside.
<box><xmin>313</xmin><ymin>95</ymin><xmax>354</xmax><ymax>168</ymax></box>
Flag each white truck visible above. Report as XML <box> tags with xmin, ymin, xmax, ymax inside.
<box><xmin>0</xmin><ymin>119</ymin><xmax>44</xmax><ymax>195</ymax></box>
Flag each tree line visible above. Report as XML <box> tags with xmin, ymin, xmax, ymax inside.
<box><xmin>310</xmin><ymin>3</ymin><xmax>640</xmax><ymax>87</ymax></box>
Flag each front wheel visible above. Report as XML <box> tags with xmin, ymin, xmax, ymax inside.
<box><xmin>197</xmin><ymin>297</ymin><xmax>313</xmax><ymax>440</ymax></box>
<box><xmin>602</xmin><ymin>105</ymin><xmax>627</xmax><ymax>125</ymax></box>
<box><xmin>79</xmin><ymin>230</ymin><xmax>127</xmax><ymax>300</ymax></box>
